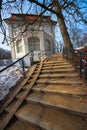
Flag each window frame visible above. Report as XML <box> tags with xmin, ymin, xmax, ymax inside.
<box><xmin>16</xmin><ymin>39</ymin><xmax>23</xmax><ymax>53</ymax></box>
<box><xmin>28</xmin><ymin>37</ymin><xmax>40</xmax><ymax>51</ymax></box>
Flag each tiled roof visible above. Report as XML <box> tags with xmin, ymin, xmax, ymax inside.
<box><xmin>4</xmin><ymin>13</ymin><xmax>57</xmax><ymax>24</ymax></box>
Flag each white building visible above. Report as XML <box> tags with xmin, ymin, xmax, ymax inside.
<box><xmin>5</xmin><ymin>14</ymin><xmax>57</xmax><ymax>61</ymax></box>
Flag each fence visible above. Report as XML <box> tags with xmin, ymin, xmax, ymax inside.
<box><xmin>63</xmin><ymin>47</ymin><xmax>87</xmax><ymax>81</ymax></box>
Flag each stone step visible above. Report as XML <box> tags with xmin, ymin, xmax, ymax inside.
<box><xmin>32</xmin><ymin>84</ymin><xmax>87</xmax><ymax>96</ymax></box>
<box><xmin>15</xmin><ymin>102</ymin><xmax>87</xmax><ymax>130</ymax></box>
<box><xmin>42</xmin><ymin>65</ymin><xmax>73</xmax><ymax>70</ymax></box>
<box><xmin>41</xmin><ymin>68</ymin><xmax>76</xmax><ymax>73</ymax></box>
<box><xmin>5</xmin><ymin>118</ymin><xmax>45</xmax><ymax>130</ymax></box>
<box><xmin>0</xmin><ymin>64</ymin><xmax>37</xmax><ymax>114</ymax></box>
<box><xmin>36</xmin><ymin>78</ymin><xmax>83</xmax><ymax>86</ymax></box>
<box><xmin>26</xmin><ymin>92</ymin><xmax>87</xmax><ymax>116</ymax></box>
<box><xmin>42</xmin><ymin>61</ymin><xmax>67</xmax><ymax>64</ymax></box>
<box><xmin>34</xmin><ymin>68</ymin><xmax>76</xmax><ymax>74</ymax></box>
<box><xmin>42</xmin><ymin>62</ymin><xmax>70</xmax><ymax>67</ymax></box>
<box><xmin>45</xmin><ymin>56</ymin><xmax>63</xmax><ymax>60</ymax></box>
<box><xmin>39</xmin><ymin>73</ymin><xmax>79</xmax><ymax>78</ymax></box>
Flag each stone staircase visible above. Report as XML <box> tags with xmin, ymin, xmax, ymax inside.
<box><xmin>4</xmin><ymin>53</ymin><xmax>87</xmax><ymax>130</ymax></box>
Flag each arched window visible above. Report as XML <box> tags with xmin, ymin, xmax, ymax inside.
<box><xmin>16</xmin><ymin>39</ymin><xmax>22</xmax><ymax>53</ymax></box>
<box><xmin>28</xmin><ymin>37</ymin><xmax>40</xmax><ymax>51</ymax></box>
<box><xmin>46</xmin><ymin>40</ymin><xmax>51</xmax><ymax>50</ymax></box>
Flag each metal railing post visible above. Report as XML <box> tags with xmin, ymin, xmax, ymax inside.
<box><xmin>22</xmin><ymin>58</ymin><xmax>25</xmax><ymax>77</ymax></box>
<box><xmin>84</xmin><ymin>61</ymin><xmax>87</xmax><ymax>81</ymax></box>
<box><xmin>31</xmin><ymin>50</ymin><xmax>34</xmax><ymax>65</ymax></box>
<box><xmin>79</xmin><ymin>53</ymin><xmax>82</xmax><ymax>78</ymax></box>
<box><xmin>0</xmin><ymin>50</ymin><xmax>33</xmax><ymax>78</ymax></box>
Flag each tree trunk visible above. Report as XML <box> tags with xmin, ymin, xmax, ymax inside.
<box><xmin>53</xmin><ymin>0</ymin><xmax>74</xmax><ymax>59</ymax></box>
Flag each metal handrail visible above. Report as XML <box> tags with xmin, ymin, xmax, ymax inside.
<box><xmin>0</xmin><ymin>50</ymin><xmax>34</xmax><ymax>77</ymax></box>
<box><xmin>63</xmin><ymin>47</ymin><xmax>87</xmax><ymax>81</ymax></box>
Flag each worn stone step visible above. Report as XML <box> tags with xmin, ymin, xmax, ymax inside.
<box><xmin>36</xmin><ymin>78</ymin><xmax>83</xmax><ymax>86</ymax></box>
<box><xmin>0</xmin><ymin>64</ymin><xmax>37</xmax><ymax>114</ymax></box>
<box><xmin>42</xmin><ymin>61</ymin><xmax>67</xmax><ymax>64</ymax></box>
<box><xmin>45</xmin><ymin>57</ymin><xmax>65</xmax><ymax>62</ymax></box>
<box><xmin>15</xmin><ymin>102</ymin><xmax>87</xmax><ymax>130</ymax></box>
<box><xmin>32</xmin><ymin>84</ymin><xmax>87</xmax><ymax>96</ymax></box>
<box><xmin>26</xmin><ymin>92</ymin><xmax>87</xmax><ymax>116</ymax></box>
<box><xmin>42</xmin><ymin>62</ymin><xmax>70</xmax><ymax>67</ymax></box>
<box><xmin>38</xmin><ymin>73</ymin><xmax>79</xmax><ymax>78</ymax></box>
<box><xmin>41</xmin><ymin>68</ymin><xmax>76</xmax><ymax>73</ymax></box>
<box><xmin>5</xmin><ymin>118</ymin><xmax>45</xmax><ymax>130</ymax></box>
<box><xmin>16</xmin><ymin>89</ymin><xmax>29</xmax><ymax>99</ymax></box>
<box><xmin>42</xmin><ymin>65</ymin><xmax>73</xmax><ymax>70</ymax></box>
<box><xmin>4</xmin><ymin>88</ymin><xmax>28</xmax><ymax>114</ymax></box>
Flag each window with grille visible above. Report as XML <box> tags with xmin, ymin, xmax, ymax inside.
<box><xmin>16</xmin><ymin>39</ymin><xmax>23</xmax><ymax>53</ymax></box>
<box><xmin>46</xmin><ymin>40</ymin><xmax>51</xmax><ymax>50</ymax></box>
<box><xmin>28</xmin><ymin>37</ymin><xmax>40</xmax><ymax>51</ymax></box>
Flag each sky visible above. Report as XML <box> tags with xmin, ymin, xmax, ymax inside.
<box><xmin>0</xmin><ymin>33</ymin><xmax>11</xmax><ymax>50</ymax></box>
<box><xmin>0</xmin><ymin>43</ymin><xmax>11</xmax><ymax>50</ymax></box>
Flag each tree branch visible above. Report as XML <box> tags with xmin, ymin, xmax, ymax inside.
<box><xmin>28</xmin><ymin>0</ymin><xmax>58</xmax><ymax>15</ymax></box>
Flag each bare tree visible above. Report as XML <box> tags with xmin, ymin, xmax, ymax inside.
<box><xmin>80</xmin><ymin>32</ymin><xmax>87</xmax><ymax>47</ymax></box>
<box><xmin>69</xmin><ymin>24</ymin><xmax>83</xmax><ymax>48</ymax></box>
<box><xmin>0</xmin><ymin>0</ymin><xmax>87</xmax><ymax>59</ymax></box>
<box><xmin>0</xmin><ymin>0</ymin><xmax>46</xmax><ymax>47</ymax></box>
<box><xmin>28</xmin><ymin>0</ymin><xmax>87</xmax><ymax>59</ymax></box>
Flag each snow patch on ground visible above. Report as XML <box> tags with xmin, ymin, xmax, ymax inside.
<box><xmin>0</xmin><ymin>66</ymin><xmax>23</xmax><ymax>101</ymax></box>
<box><xmin>76</xmin><ymin>47</ymin><xmax>84</xmax><ymax>50</ymax></box>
